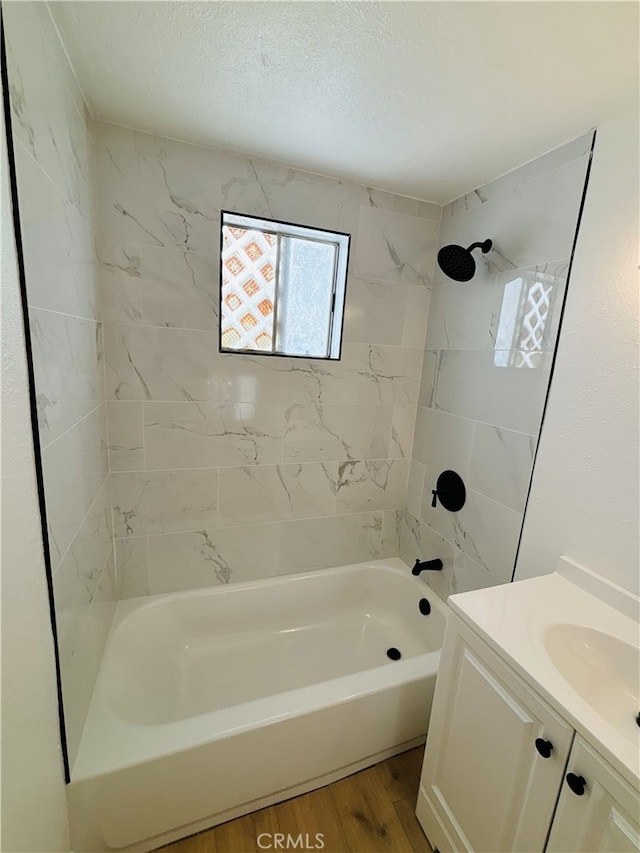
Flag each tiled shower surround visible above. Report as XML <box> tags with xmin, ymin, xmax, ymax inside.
<box><xmin>4</xmin><ymin>3</ymin><xmax>115</xmax><ymax>767</ymax></box>
<box><xmin>94</xmin><ymin>121</ymin><xmax>441</xmax><ymax>596</ymax></box>
<box><xmin>400</xmin><ymin>133</ymin><xmax>593</xmax><ymax>599</ymax></box>
<box><xmin>5</xmin><ymin>0</ymin><xmax>593</xmax><ymax>774</ymax></box>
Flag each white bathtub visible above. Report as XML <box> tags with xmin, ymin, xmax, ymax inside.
<box><xmin>68</xmin><ymin>557</ymin><xmax>448</xmax><ymax>852</ymax></box>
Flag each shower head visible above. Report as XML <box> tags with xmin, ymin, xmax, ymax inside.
<box><xmin>437</xmin><ymin>239</ymin><xmax>493</xmax><ymax>282</ymax></box>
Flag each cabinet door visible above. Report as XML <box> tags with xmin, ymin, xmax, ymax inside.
<box><xmin>547</xmin><ymin>736</ymin><xmax>640</xmax><ymax>852</ymax></box>
<box><xmin>418</xmin><ymin>618</ymin><xmax>573</xmax><ymax>853</ymax></box>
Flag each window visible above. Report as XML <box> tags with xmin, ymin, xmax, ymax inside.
<box><xmin>220</xmin><ymin>211</ymin><xmax>350</xmax><ymax>359</ymax></box>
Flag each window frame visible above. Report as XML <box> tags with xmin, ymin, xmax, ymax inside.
<box><xmin>219</xmin><ymin>210</ymin><xmax>351</xmax><ymax>360</ymax></box>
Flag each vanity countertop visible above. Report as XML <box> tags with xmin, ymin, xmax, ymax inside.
<box><xmin>448</xmin><ymin>559</ymin><xmax>640</xmax><ymax>790</ymax></box>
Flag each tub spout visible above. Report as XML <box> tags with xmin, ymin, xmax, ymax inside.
<box><xmin>412</xmin><ymin>558</ymin><xmax>443</xmax><ymax>575</ymax></box>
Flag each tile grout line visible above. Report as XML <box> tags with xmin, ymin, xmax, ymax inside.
<box><xmin>13</xmin><ymin>134</ymin><xmax>97</xmax><ymax>237</ymax></box>
<box><xmin>112</xmin><ymin>506</ymin><xmax>406</xmax><ymax>542</ymax></box>
<box><xmin>50</xmin><ymin>474</ymin><xmax>110</xmax><ymax>579</ymax></box>
<box><xmin>414</xmin><ymin>403</ymin><xmax>539</xmax><ymax>439</ymax></box>
<box><xmin>403</xmin><ymin>509</ymin><xmax>506</xmax><ymax>587</ymax></box>
<box><xmin>40</xmin><ymin>399</ymin><xmax>105</xmax><ymax>452</ymax></box>
<box><xmin>27</xmin><ymin>304</ymin><xmax>104</xmax><ymax>325</ymax></box>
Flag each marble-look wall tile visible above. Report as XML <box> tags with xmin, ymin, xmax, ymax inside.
<box><xmin>493</xmin><ymin>262</ymin><xmax>568</xmax><ymax>354</ymax></box>
<box><xmin>390</xmin><ymin>404</ymin><xmax>417</xmax><ymax>459</ymax></box>
<box><xmin>398</xmin><ymin>511</ymin><xmax>503</xmax><ymax>602</ymax></box>
<box><xmin>442</xmin><ymin>134</ymin><xmax>593</xmax><ymax>220</ymax></box>
<box><xmin>112</xmin><ymin>469</ymin><xmax>218</xmax><ymax>537</ymax></box>
<box><xmin>342</xmin><ymin>279</ymin><xmax>407</xmax><ymax>346</ymax></box>
<box><xmin>289</xmin><ymin>356</ymin><xmax>352</xmax><ymax>407</ymax></box>
<box><xmin>418</xmin><ymin>349</ymin><xmax>438</xmax><ymax>407</ymax></box>
<box><xmin>115</xmin><ymin>538</ymin><xmax>149</xmax><ymax>599</ymax></box>
<box><xmin>30</xmin><ymin>309</ymin><xmax>103</xmax><ymax>447</ymax></box>
<box><xmin>144</xmin><ymin>401</ymin><xmax>283</xmax><ymax>469</ymax></box>
<box><xmin>398</xmin><ymin>510</ymin><xmax>455</xmax><ymax>579</ymax></box>
<box><xmin>279</xmin><ymin>511</ymin><xmax>383</xmax><ymax>573</ymax></box>
<box><xmin>56</xmin><ymin>547</ymin><xmax>116</xmax><ymax>767</ymax></box>
<box><xmin>98</xmin><ymin>241</ymin><xmax>143</xmax><ymax>325</ymax></box>
<box><xmin>218</xmin><ymin>463</ymin><xmax>337</xmax><ymax>526</ymax></box>
<box><xmin>426</xmin><ymin>349</ymin><xmax>552</xmax><ymax>435</ymax></box>
<box><xmin>336</xmin><ymin>459</ymin><xmax>408</xmax><ymax>514</ymax></box>
<box><xmin>406</xmin><ymin>461</ymin><xmax>426</xmax><ymax>519</ymax></box>
<box><xmin>435</xmin><ymin>155</ymin><xmax>590</xmax><ymax>285</ymax></box>
<box><xmin>419</xmin><ymin>484</ymin><xmax>522</xmax><ymax>583</ymax></box>
<box><xmin>104</xmin><ymin>324</ymin><xmax>220</xmax><ymax>402</ymax></box>
<box><xmin>447</xmin><ymin>551</ymin><xmax>505</xmax><ymax>596</ymax></box>
<box><xmin>417</xmin><ymin>201</ymin><xmax>442</xmax><ymax>222</ymax></box>
<box><xmin>52</xmin><ymin>479</ymin><xmax>114</xmax><ymax>766</ymax></box>
<box><xmin>412</xmin><ymin>407</ymin><xmax>475</xmax><ymax>476</ymax></box>
<box><xmin>41</xmin><ymin>406</ymin><xmax>108</xmax><ymax>569</ymax></box>
<box><xmin>282</xmin><ymin>403</ymin><xmax>392</xmax><ymax>463</ymax></box>
<box><xmin>132</xmin><ymin>128</ymin><xmax>221</xmax><ymax>171</ymax></box>
<box><xmin>52</xmin><ymin>479</ymin><xmax>113</xmax><ymax>623</ymax></box>
<box><xmin>106</xmin><ymin>401</ymin><xmax>144</xmax><ymax>471</ymax></box>
<box><xmin>394</xmin><ymin>196</ymin><xmax>418</xmax><ymax>217</ymax></box>
<box><xmin>402</xmin><ymin>285</ymin><xmax>432</xmax><ymax>349</ymax></box>
<box><xmin>218</xmin><ymin>353</ymin><xmax>311</xmax><ymax>405</ymax></box>
<box><xmin>4</xmin><ymin>3</ymin><xmax>112</xmax><ymax>775</ymax></box>
<box><xmin>426</xmin><ymin>273</ymin><xmax>499</xmax><ymax>351</ymax></box>
<box><xmin>14</xmin><ymin>142</ymin><xmax>100</xmax><ymax>321</ymax></box>
<box><xmin>94</xmin><ymin>141</ymin><xmax>222</xmax><ymax>255</ymax></box>
<box><xmin>139</xmin><ymin>245</ymin><xmax>218</xmax><ymax>331</ymax></box>
<box><xmin>380</xmin><ymin>509</ymin><xmax>402</xmax><ymax>558</ymax></box>
<box><xmin>354</xmin><ymin>207</ymin><xmax>440</xmax><ymax>286</ymax></box>
<box><xmin>468</xmin><ymin>424</ymin><xmax>536</xmax><ymax>512</ymax></box>
<box><xmin>146</xmin><ymin>523</ymin><xmax>281</xmax><ymax>593</ymax></box>
<box><xmin>339</xmin><ymin>344</ymin><xmax>423</xmax><ymax>407</ymax></box>
<box><xmin>93</xmin><ymin>120</ymin><xmax>444</xmax><ymax>593</ymax></box>
<box><xmin>220</xmin><ymin>155</ymin><xmax>347</xmax><ymax>233</ymax></box>
<box><xmin>406</xmin><ymin>136</ymin><xmax>590</xmax><ymax>597</ymax></box>
<box><xmin>4</xmin><ymin>2</ymin><xmax>92</xmax><ymax>221</ymax></box>
<box><xmin>427</xmin><ymin>260</ymin><xmax>569</xmax><ymax>353</ymax></box>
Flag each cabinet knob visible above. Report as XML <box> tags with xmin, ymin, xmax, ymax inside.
<box><xmin>534</xmin><ymin>738</ymin><xmax>553</xmax><ymax>758</ymax></box>
<box><xmin>566</xmin><ymin>772</ymin><xmax>587</xmax><ymax>796</ymax></box>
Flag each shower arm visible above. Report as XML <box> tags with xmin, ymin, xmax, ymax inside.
<box><xmin>466</xmin><ymin>239</ymin><xmax>493</xmax><ymax>254</ymax></box>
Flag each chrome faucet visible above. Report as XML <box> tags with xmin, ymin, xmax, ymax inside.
<box><xmin>412</xmin><ymin>557</ymin><xmax>444</xmax><ymax>575</ymax></box>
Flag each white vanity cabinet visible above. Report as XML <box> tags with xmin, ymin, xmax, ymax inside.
<box><xmin>416</xmin><ymin>613</ymin><xmax>640</xmax><ymax>853</ymax></box>
<box><xmin>547</xmin><ymin>735</ymin><xmax>640</xmax><ymax>852</ymax></box>
<box><xmin>416</xmin><ymin>615</ymin><xmax>574</xmax><ymax>852</ymax></box>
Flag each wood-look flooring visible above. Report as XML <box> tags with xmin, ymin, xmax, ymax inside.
<box><xmin>160</xmin><ymin>747</ymin><xmax>432</xmax><ymax>853</ymax></box>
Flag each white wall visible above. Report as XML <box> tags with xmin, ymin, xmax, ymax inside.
<box><xmin>516</xmin><ymin>103</ymin><xmax>639</xmax><ymax>596</ymax></box>
<box><xmin>0</xmin><ymin>78</ymin><xmax>70</xmax><ymax>852</ymax></box>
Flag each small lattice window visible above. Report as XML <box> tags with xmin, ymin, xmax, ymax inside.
<box><xmin>220</xmin><ymin>212</ymin><xmax>350</xmax><ymax>359</ymax></box>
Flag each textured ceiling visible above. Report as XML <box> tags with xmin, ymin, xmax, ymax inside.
<box><xmin>50</xmin><ymin>1</ymin><xmax>638</xmax><ymax>202</ymax></box>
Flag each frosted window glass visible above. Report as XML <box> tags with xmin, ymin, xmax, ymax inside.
<box><xmin>276</xmin><ymin>237</ymin><xmax>337</xmax><ymax>358</ymax></box>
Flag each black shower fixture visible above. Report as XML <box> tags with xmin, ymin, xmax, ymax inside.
<box><xmin>437</xmin><ymin>239</ymin><xmax>493</xmax><ymax>282</ymax></box>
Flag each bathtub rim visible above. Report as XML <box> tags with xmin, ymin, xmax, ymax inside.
<box><xmin>72</xmin><ymin>557</ymin><xmax>448</xmax><ymax>782</ymax></box>
<box><xmin>109</xmin><ymin>556</ymin><xmax>444</xmax><ymax>632</ymax></box>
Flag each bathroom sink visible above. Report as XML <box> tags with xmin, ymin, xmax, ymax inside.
<box><xmin>544</xmin><ymin>623</ymin><xmax>640</xmax><ymax>735</ymax></box>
